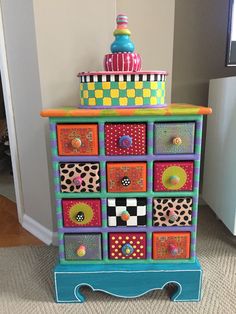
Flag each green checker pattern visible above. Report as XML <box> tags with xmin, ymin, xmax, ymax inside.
<box><xmin>80</xmin><ymin>81</ymin><xmax>166</xmax><ymax>106</ymax></box>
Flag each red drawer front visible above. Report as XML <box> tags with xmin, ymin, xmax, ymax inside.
<box><xmin>154</xmin><ymin>161</ymin><xmax>194</xmax><ymax>192</ymax></box>
<box><xmin>109</xmin><ymin>232</ymin><xmax>146</xmax><ymax>260</ymax></box>
<box><xmin>105</xmin><ymin>123</ymin><xmax>146</xmax><ymax>155</ymax></box>
<box><xmin>153</xmin><ymin>232</ymin><xmax>190</xmax><ymax>260</ymax></box>
<box><xmin>57</xmin><ymin>124</ymin><xmax>98</xmax><ymax>156</ymax></box>
<box><xmin>62</xmin><ymin>199</ymin><xmax>101</xmax><ymax>227</ymax></box>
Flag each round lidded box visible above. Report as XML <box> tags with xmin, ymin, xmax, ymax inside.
<box><xmin>78</xmin><ymin>70</ymin><xmax>167</xmax><ymax>108</ymax></box>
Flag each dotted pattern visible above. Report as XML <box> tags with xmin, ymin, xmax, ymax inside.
<box><xmin>105</xmin><ymin>123</ymin><xmax>146</xmax><ymax>155</ymax></box>
<box><xmin>60</xmin><ymin>163</ymin><xmax>100</xmax><ymax>193</ymax></box>
<box><xmin>153</xmin><ymin>198</ymin><xmax>192</xmax><ymax>227</ymax></box>
<box><xmin>109</xmin><ymin>233</ymin><xmax>146</xmax><ymax>259</ymax></box>
<box><xmin>154</xmin><ymin>161</ymin><xmax>194</xmax><ymax>192</ymax></box>
<box><xmin>80</xmin><ymin>81</ymin><xmax>165</xmax><ymax>106</ymax></box>
<box><xmin>62</xmin><ymin>199</ymin><xmax>101</xmax><ymax>227</ymax></box>
<box><xmin>154</xmin><ymin>122</ymin><xmax>195</xmax><ymax>154</ymax></box>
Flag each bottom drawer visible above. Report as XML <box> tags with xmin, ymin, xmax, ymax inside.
<box><xmin>152</xmin><ymin>232</ymin><xmax>190</xmax><ymax>260</ymax></box>
<box><xmin>64</xmin><ymin>233</ymin><xmax>102</xmax><ymax>260</ymax></box>
<box><xmin>109</xmin><ymin>232</ymin><xmax>146</xmax><ymax>260</ymax></box>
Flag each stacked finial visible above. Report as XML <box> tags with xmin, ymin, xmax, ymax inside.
<box><xmin>104</xmin><ymin>14</ymin><xmax>141</xmax><ymax>71</ymax></box>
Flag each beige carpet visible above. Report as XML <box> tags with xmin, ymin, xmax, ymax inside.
<box><xmin>1</xmin><ymin>206</ymin><xmax>236</xmax><ymax>314</ymax></box>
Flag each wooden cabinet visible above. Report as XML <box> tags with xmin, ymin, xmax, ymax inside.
<box><xmin>41</xmin><ymin>104</ymin><xmax>211</xmax><ymax>302</ymax></box>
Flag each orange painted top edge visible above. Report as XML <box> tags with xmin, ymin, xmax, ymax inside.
<box><xmin>40</xmin><ymin>104</ymin><xmax>212</xmax><ymax>118</ymax></box>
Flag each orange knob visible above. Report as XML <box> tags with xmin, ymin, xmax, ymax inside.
<box><xmin>172</xmin><ymin>137</ymin><xmax>182</xmax><ymax>145</ymax></box>
<box><xmin>169</xmin><ymin>175</ymin><xmax>180</xmax><ymax>185</ymax></box>
<box><xmin>121</xmin><ymin>210</ymin><xmax>130</xmax><ymax>221</ymax></box>
<box><xmin>76</xmin><ymin>245</ymin><xmax>86</xmax><ymax>257</ymax></box>
<box><xmin>71</xmin><ymin>137</ymin><xmax>82</xmax><ymax>149</ymax></box>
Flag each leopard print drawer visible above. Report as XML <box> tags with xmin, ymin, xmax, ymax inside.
<box><xmin>59</xmin><ymin>163</ymin><xmax>100</xmax><ymax>193</ymax></box>
<box><xmin>153</xmin><ymin>198</ymin><xmax>192</xmax><ymax>226</ymax></box>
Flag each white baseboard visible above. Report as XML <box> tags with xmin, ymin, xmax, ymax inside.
<box><xmin>22</xmin><ymin>214</ymin><xmax>55</xmax><ymax>245</ymax></box>
<box><xmin>52</xmin><ymin>232</ymin><xmax>59</xmax><ymax>246</ymax></box>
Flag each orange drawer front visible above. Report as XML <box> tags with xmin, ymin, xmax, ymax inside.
<box><xmin>107</xmin><ymin>162</ymin><xmax>147</xmax><ymax>193</ymax></box>
<box><xmin>152</xmin><ymin>232</ymin><xmax>190</xmax><ymax>260</ymax></box>
<box><xmin>57</xmin><ymin>124</ymin><xmax>98</xmax><ymax>156</ymax></box>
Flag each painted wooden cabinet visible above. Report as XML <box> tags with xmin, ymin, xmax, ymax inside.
<box><xmin>41</xmin><ymin>104</ymin><xmax>211</xmax><ymax>302</ymax></box>
<box><xmin>41</xmin><ymin>13</ymin><xmax>212</xmax><ymax>304</ymax></box>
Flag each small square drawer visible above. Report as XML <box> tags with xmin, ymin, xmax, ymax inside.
<box><xmin>107</xmin><ymin>198</ymin><xmax>147</xmax><ymax>227</ymax></box>
<box><xmin>105</xmin><ymin>123</ymin><xmax>146</xmax><ymax>155</ymax></box>
<box><xmin>57</xmin><ymin>124</ymin><xmax>98</xmax><ymax>156</ymax></box>
<box><xmin>154</xmin><ymin>122</ymin><xmax>195</xmax><ymax>154</ymax></box>
<box><xmin>152</xmin><ymin>232</ymin><xmax>190</xmax><ymax>260</ymax></box>
<box><xmin>154</xmin><ymin>161</ymin><xmax>194</xmax><ymax>192</ymax></box>
<box><xmin>153</xmin><ymin>198</ymin><xmax>192</xmax><ymax>227</ymax></box>
<box><xmin>109</xmin><ymin>232</ymin><xmax>146</xmax><ymax>260</ymax></box>
<box><xmin>60</xmin><ymin>163</ymin><xmax>100</xmax><ymax>193</ymax></box>
<box><xmin>107</xmin><ymin>162</ymin><xmax>147</xmax><ymax>193</ymax></box>
<box><xmin>62</xmin><ymin>199</ymin><xmax>101</xmax><ymax>227</ymax></box>
<box><xmin>64</xmin><ymin>233</ymin><xmax>102</xmax><ymax>260</ymax></box>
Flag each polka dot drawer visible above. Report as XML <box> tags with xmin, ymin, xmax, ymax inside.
<box><xmin>41</xmin><ymin>104</ymin><xmax>212</xmax><ymax>265</ymax></box>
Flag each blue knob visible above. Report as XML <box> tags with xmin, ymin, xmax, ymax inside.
<box><xmin>119</xmin><ymin>135</ymin><xmax>132</xmax><ymax>149</ymax></box>
<box><xmin>111</xmin><ymin>35</ymin><xmax>134</xmax><ymax>53</ymax></box>
<box><xmin>122</xmin><ymin>243</ymin><xmax>134</xmax><ymax>256</ymax></box>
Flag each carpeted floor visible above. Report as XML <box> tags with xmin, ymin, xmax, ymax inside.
<box><xmin>0</xmin><ymin>206</ymin><xmax>236</xmax><ymax>314</ymax></box>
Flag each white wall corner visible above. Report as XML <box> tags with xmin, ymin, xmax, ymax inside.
<box><xmin>199</xmin><ymin>195</ymin><xmax>206</xmax><ymax>206</ymax></box>
<box><xmin>22</xmin><ymin>214</ymin><xmax>54</xmax><ymax>245</ymax></box>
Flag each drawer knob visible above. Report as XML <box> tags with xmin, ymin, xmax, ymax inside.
<box><xmin>168</xmin><ymin>209</ymin><xmax>178</xmax><ymax>222</ymax></box>
<box><xmin>75</xmin><ymin>211</ymin><xmax>85</xmax><ymax>222</ymax></box>
<box><xmin>121</xmin><ymin>176</ymin><xmax>131</xmax><ymax>186</ymax></box>
<box><xmin>168</xmin><ymin>244</ymin><xmax>178</xmax><ymax>256</ymax></box>
<box><xmin>169</xmin><ymin>175</ymin><xmax>180</xmax><ymax>185</ymax></box>
<box><xmin>121</xmin><ymin>210</ymin><xmax>130</xmax><ymax>221</ymax></box>
<box><xmin>76</xmin><ymin>245</ymin><xmax>86</xmax><ymax>257</ymax></box>
<box><xmin>119</xmin><ymin>135</ymin><xmax>132</xmax><ymax>148</ymax></box>
<box><xmin>71</xmin><ymin>137</ymin><xmax>82</xmax><ymax>149</ymax></box>
<box><xmin>122</xmin><ymin>243</ymin><xmax>134</xmax><ymax>256</ymax></box>
<box><xmin>172</xmin><ymin>137</ymin><xmax>182</xmax><ymax>145</ymax></box>
<box><xmin>73</xmin><ymin>176</ymin><xmax>82</xmax><ymax>186</ymax></box>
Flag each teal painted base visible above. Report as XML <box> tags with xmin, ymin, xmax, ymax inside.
<box><xmin>54</xmin><ymin>258</ymin><xmax>202</xmax><ymax>303</ymax></box>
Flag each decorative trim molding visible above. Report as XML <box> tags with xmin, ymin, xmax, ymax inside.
<box><xmin>22</xmin><ymin>214</ymin><xmax>54</xmax><ymax>245</ymax></box>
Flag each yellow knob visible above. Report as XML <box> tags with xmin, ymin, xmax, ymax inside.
<box><xmin>76</xmin><ymin>245</ymin><xmax>86</xmax><ymax>257</ymax></box>
<box><xmin>71</xmin><ymin>137</ymin><xmax>82</xmax><ymax>149</ymax></box>
<box><xmin>172</xmin><ymin>137</ymin><xmax>182</xmax><ymax>145</ymax></box>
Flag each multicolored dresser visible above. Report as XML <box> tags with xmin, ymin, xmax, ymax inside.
<box><xmin>41</xmin><ymin>15</ymin><xmax>212</xmax><ymax>303</ymax></box>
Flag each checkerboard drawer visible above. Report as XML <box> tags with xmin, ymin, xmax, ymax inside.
<box><xmin>109</xmin><ymin>232</ymin><xmax>146</xmax><ymax>260</ymax></box>
<box><xmin>105</xmin><ymin>123</ymin><xmax>146</xmax><ymax>155</ymax></box>
<box><xmin>154</xmin><ymin>161</ymin><xmax>194</xmax><ymax>192</ymax></box>
<box><xmin>107</xmin><ymin>162</ymin><xmax>147</xmax><ymax>192</ymax></box>
<box><xmin>62</xmin><ymin>199</ymin><xmax>101</xmax><ymax>227</ymax></box>
<box><xmin>107</xmin><ymin>198</ymin><xmax>147</xmax><ymax>227</ymax></box>
<box><xmin>57</xmin><ymin>124</ymin><xmax>98</xmax><ymax>156</ymax></box>
<box><xmin>59</xmin><ymin>163</ymin><xmax>100</xmax><ymax>193</ymax></box>
<box><xmin>152</xmin><ymin>232</ymin><xmax>190</xmax><ymax>260</ymax></box>
<box><xmin>153</xmin><ymin>198</ymin><xmax>192</xmax><ymax>227</ymax></box>
<box><xmin>154</xmin><ymin>122</ymin><xmax>195</xmax><ymax>154</ymax></box>
<box><xmin>64</xmin><ymin>233</ymin><xmax>102</xmax><ymax>261</ymax></box>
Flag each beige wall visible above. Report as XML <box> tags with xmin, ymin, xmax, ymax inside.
<box><xmin>1</xmin><ymin>0</ymin><xmax>53</xmax><ymax>233</ymax></box>
<box><xmin>172</xmin><ymin>0</ymin><xmax>236</xmax><ymax>105</ymax></box>
<box><xmin>117</xmin><ymin>0</ymin><xmax>175</xmax><ymax>103</ymax></box>
<box><xmin>33</xmin><ymin>0</ymin><xmax>115</xmax><ymax>106</ymax></box>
